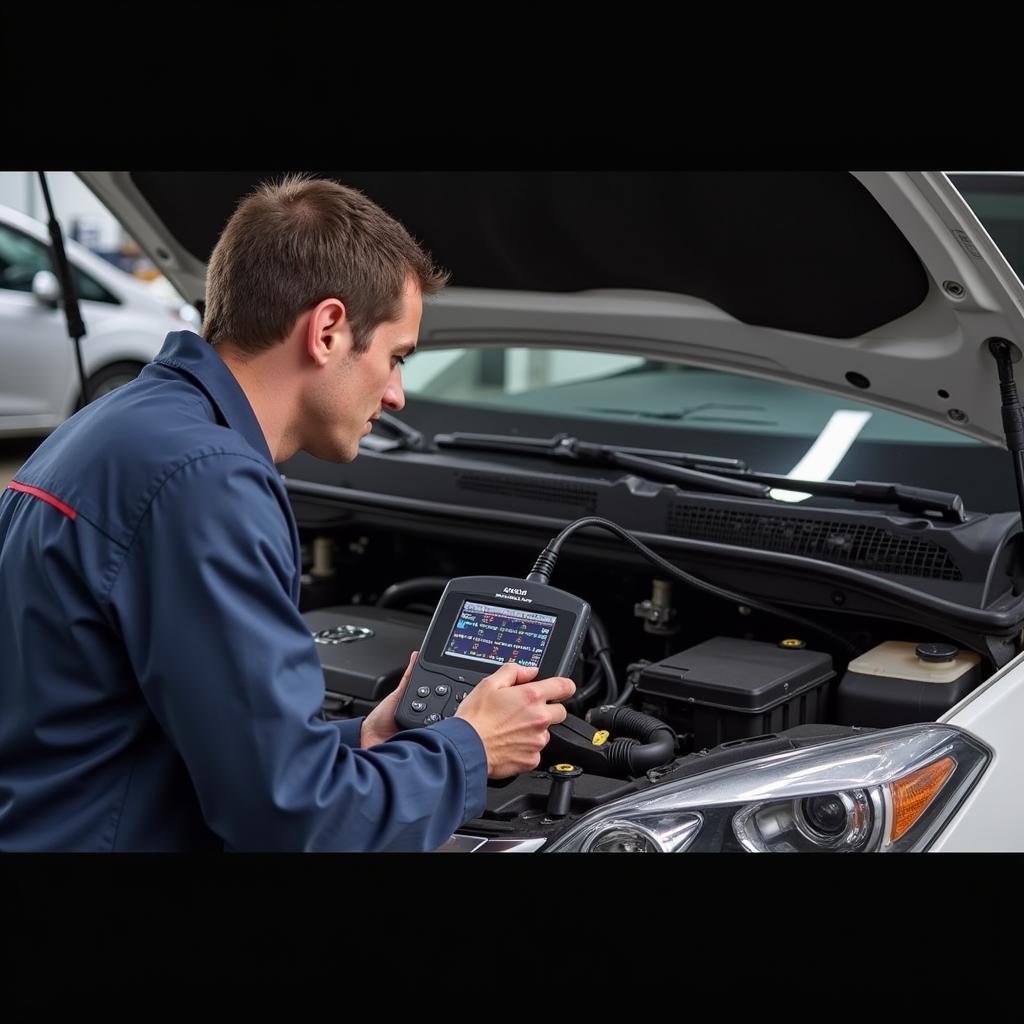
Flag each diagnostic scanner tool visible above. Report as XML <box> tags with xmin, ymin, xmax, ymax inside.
<box><xmin>394</xmin><ymin>576</ymin><xmax>590</xmax><ymax>731</ymax></box>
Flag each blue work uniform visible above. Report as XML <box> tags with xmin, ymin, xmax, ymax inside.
<box><xmin>0</xmin><ymin>331</ymin><xmax>487</xmax><ymax>850</ymax></box>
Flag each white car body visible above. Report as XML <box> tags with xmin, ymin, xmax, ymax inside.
<box><xmin>0</xmin><ymin>202</ymin><xmax>195</xmax><ymax>437</ymax></box>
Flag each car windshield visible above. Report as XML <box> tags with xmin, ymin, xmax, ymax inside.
<box><xmin>397</xmin><ymin>347</ymin><xmax>1016</xmax><ymax>515</ymax></box>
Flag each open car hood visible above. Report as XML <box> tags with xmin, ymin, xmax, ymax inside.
<box><xmin>78</xmin><ymin>171</ymin><xmax>1024</xmax><ymax>448</ymax></box>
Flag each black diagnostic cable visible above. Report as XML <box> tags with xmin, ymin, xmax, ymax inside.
<box><xmin>526</xmin><ymin>515</ymin><xmax>860</xmax><ymax>658</ymax></box>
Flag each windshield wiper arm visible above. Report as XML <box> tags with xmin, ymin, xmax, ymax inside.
<box><xmin>433</xmin><ymin>431</ymin><xmax>770</xmax><ymax>499</ymax></box>
<box><xmin>709</xmin><ymin>469</ymin><xmax>966</xmax><ymax>522</ymax></box>
<box><xmin>433</xmin><ymin>431</ymin><xmax>967</xmax><ymax>521</ymax></box>
<box><xmin>434</xmin><ymin>432</ymin><xmax>747</xmax><ymax>470</ymax></box>
<box><xmin>360</xmin><ymin>411</ymin><xmax>426</xmax><ymax>452</ymax></box>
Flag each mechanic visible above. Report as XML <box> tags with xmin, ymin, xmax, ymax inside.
<box><xmin>0</xmin><ymin>175</ymin><xmax>574</xmax><ymax>851</ymax></box>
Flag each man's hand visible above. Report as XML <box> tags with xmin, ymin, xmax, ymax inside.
<box><xmin>360</xmin><ymin>650</ymin><xmax>417</xmax><ymax>748</ymax></box>
<box><xmin>454</xmin><ymin>661</ymin><xmax>575</xmax><ymax>778</ymax></box>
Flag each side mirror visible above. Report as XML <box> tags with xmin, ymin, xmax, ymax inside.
<box><xmin>32</xmin><ymin>270</ymin><xmax>61</xmax><ymax>308</ymax></box>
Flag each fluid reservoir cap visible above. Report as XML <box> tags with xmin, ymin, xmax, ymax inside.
<box><xmin>916</xmin><ymin>642</ymin><xmax>959</xmax><ymax>663</ymax></box>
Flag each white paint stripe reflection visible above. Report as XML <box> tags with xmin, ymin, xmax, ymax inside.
<box><xmin>769</xmin><ymin>410</ymin><xmax>873</xmax><ymax>502</ymax></box>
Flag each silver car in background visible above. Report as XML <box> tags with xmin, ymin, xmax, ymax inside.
<box><xmin>0</xmin><ymin>203</ymin><xmax>199</xmax><ymax>438</ymax></box>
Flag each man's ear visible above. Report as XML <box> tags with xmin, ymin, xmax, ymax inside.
<box><xmin>306</xmin><ymin>298</ymin><xmax>349</xmax><ymax>367</ymax></box>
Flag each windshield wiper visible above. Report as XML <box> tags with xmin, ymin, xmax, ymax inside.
<box><xmin>433</xmin><ymin>432</ymin><xmax>747</xmax><ymax>470</ymax></box>
<box><xmin>713</xmin><ymin>470</ymin><xmax>965</xmax><ymax>521</ymax></box>
<box><xmin>360</xmin><ymin>411</ymin><xmax>426</xmax><ymax>452</ymax></box>
<box><xmin>433</xmin><ymin>431</ymin><xmax>967</xmax><ymax>522</ymax></box>
<box><xmin>433</xmin><ymin>431</ymin><xmax>770</xmax><ymax>499</ymax></box>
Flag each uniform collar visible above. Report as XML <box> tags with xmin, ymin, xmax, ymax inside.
<box><xmin>151</xmin><ymin>331</ymin><xmax>275</xmax><ymax>466</ymax></box>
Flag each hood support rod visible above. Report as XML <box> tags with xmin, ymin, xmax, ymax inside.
<box><xmin>989</xmin><ymin>337</ymin><xmax>1024</xmax><ymax>533</ymax></box>
<box><xmin>37</xmin><ymin>171</ymin><xmax>90</xmax><ymax>406</ymax></box>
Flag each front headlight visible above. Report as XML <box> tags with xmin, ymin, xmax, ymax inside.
<box><xmin>545</xmin><ymin>725</ymin><xmax>989</xmax><ymax>852</ymax></box>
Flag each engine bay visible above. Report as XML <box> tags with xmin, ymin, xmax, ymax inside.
<box><xmin>293</xmin><ymin>483</ymin><xmax>1023</xmax><ymax>846</ymax></box>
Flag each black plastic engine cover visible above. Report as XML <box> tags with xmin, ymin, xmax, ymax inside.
<box><xmin>304</xmin><ymin>605</ymin><xmax>429</xmax><ymax>703</ymax></box>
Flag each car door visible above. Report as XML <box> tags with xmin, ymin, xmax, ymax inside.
<box><xmin>0</xmin><ymin>220</ymin><xmax>81</xmax><ymax>430</ymax></box>
<box><xmin>0</xmin><ymin>220</ymin><xmax>133</xmax><ymax>432</ymax></box>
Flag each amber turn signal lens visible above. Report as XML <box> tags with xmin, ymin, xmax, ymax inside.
<box><xmin>890</xmin><ymin>757</ymin><xmax>955</xmax><ymax>841</ymax></box>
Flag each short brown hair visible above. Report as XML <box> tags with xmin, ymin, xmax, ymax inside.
<box><xmin>202</xmin><ymin>174</ymin><xmax>448</xmax><ymax>353</ymax></box>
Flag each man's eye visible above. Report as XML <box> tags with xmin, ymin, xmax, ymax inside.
<box><xmin>393</xmin><ymin>356</ymin><xmax>406</xmax><ymax>368</ymax></box>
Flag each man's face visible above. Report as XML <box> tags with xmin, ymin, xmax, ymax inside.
<box><xmin>307</xmin><ymin>276</ymin><xmax>422</xmax><ymax>462</ymax></box>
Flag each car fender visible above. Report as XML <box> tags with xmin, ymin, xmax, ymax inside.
<box><xmin>930</xmin><ymin>648</ymin><xmax>1024</xmax><ymax>849</ymax></box>
<box><xmin>54</xmin><ymin>319</ymin><xmax>170</xmax><ymax>414</ymax></box>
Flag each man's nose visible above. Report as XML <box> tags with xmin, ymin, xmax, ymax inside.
<box><xmin>382</xmin><ymin>369</ymin><xmax>405</xmax><ymax>411</ymax></box>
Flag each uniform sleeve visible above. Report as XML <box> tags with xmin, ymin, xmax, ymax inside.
<box><xmin>106</xmin><ymin>452</ymin><xmax>487</xmax><ymax>851</ymax></box>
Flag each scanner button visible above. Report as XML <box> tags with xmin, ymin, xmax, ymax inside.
<box><xmin>425</xmin><ymin>713</ymin><xmax>442</xmax><ymax>724</ymax></box>
<box><xmin>410</xmin><ymin>700</ymin><xmax>427</xmax><ymax>713</ymax></box>
<box><xmin>416</xmin><ymin>686</ymin><xmax>430</xmax><ymax>698</ymax></box>
<box><xmin>435</xmin><ymin>684</ymin><xmax>450</xmax><ymax>696</ymax></box>
<box><xmin>456</xmin><ymin>691</ymin><xmax>468</xmax><ymax>702</ymax></box>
